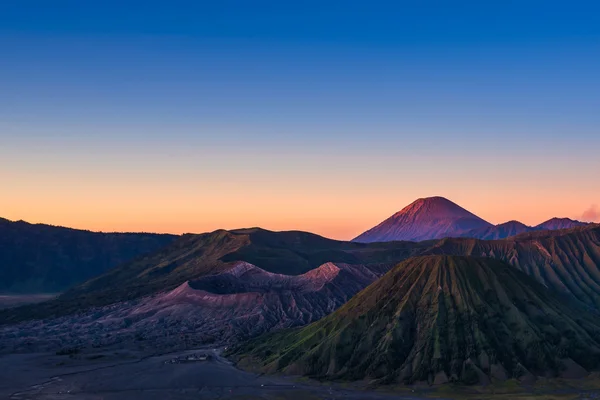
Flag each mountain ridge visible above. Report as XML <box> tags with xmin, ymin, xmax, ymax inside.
<box><xmin>353</xmin><ymin>197</ymin><xmax>590</xmax><ymax>242</ymax></box>
<box><xmin>3</xmin><ymin>224</ymin><xmax>599</xmax><ymax>324</ymax></box>
<box><xmin>535</xmin><ymin>217</ymin><xmax>589</xmax><ymax>231</ymax></box>
<box><xmin>0</xmin><ymin>217</ymin><xmax>178</xmax><ymax>292</ymax></box>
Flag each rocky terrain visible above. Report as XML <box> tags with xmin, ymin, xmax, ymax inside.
<box><xmin>2</xmin><ymin>224</ymin><xmax>600</xmax><ymax>356</ymax></box>
<box><xmin>0</xmin><ymin>261</ymin><xmax>391</xmax><ymax>354</ymax></box>
<box><xmin>231</xmin><ymin>255</ymin><xmax>600</xmax><ymax>385</ymax></box>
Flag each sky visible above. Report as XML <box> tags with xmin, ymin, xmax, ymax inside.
<box><xmin>1</xmin><ymin>1</ymin><xmax>599</xmax><ymax>240</ymax></box>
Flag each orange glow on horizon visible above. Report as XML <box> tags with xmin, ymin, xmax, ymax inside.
<box><xmin>2</xmin><ymin>188</ymin><xmax>597</xmax><ymax>240</ymax></box>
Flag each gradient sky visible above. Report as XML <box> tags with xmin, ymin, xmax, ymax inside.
<box><xmin>1</xmin><ymin>1</ymin><xmax>600</xmax><ymax>239</ymax></box>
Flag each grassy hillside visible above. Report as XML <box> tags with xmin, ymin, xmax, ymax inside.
<box><xmin>427</xmin><ymin>224</ymin><xmax>600</xmax><ymax>309</ymax></box>
<box><xmin>231</xmin><ymin>255</ymin><xmax>600</xmax><ymax>385</ymax></box>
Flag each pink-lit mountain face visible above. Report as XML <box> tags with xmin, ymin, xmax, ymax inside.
<box><xmin>535</xmin><ymin>217</ymin><xmax>589</xmax><ymax>231</ymax></box>
<box><xmin>353</xmin><ymin>196</ymin><xmax>492</xmax><ymax>243</ymax></box>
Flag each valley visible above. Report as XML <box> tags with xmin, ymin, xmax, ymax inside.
<box><xmin>2</xmin><ymin>346</ymin><xmax>600</xmax><ymax>400</ymax></box>
<box><xmin>1</xmin><ymin>346</ymin><xmax>433</xmax><ymax>400</ymax></box>
<box><xmin>1</xmin><ymin>198</ymin><xmax>599</xmax><ymax>399</ymax></box>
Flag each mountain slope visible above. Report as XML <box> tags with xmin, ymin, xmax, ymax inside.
<box><xmin>3</xmin><ymin>225</ymin><xmax>600</xmax><ymax>356</ymax></box>
<box><xmin>0</xmin><ymin>218</ymin><xmax>177</xmax><ymax>292</ymax></box>
<box><xmin>232</xmin><ymin>256</ymin><xmax>600</xmax><ymax>384</ymax></box>
<box><xmin>3</xmin><ymin>224</ymin><xmax>599</xmax><ymax>327</ymax></box>
<box><xmin>0</xmin><ymin>228</ymin><xmax>431</xmax><ymax>322</ymax></box>
<box><xmin>426</xmin><ymin>224</ymin><xmax>600</xmax><ymax>309</ymax></box>
<box><xmin>462</xmin><ymin>220</ymin><xmax>533</xmax><ymax>240</ymax></box>
<box><xmin>0</xmin><ymin>261</ymin><xmax>392</xmax><ymax>352</ymax></box>
<box><xmin>353</xmin><ymin>197</ymin><xmax>492</xmax><ymax>243</ymax></box>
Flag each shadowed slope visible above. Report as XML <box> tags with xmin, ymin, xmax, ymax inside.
<box><xmin>232</xmin><ymin>255</ymin><xmax>600</xmax><ymax>385</ymax></box>
<box><xmin>0</xmin><ymin>217</ymin><xmax>177</xmax><ymax>292</ymax></box>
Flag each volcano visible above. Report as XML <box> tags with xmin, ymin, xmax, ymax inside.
<box><xmin>232</xmin><ymin>255</ymin><xmax>600</xmax><ymax>385</ymax></box>
<box><xmin>353</xmin><ymin>197</ymin><xmax>492</xmax><ymax>243</ymax></box>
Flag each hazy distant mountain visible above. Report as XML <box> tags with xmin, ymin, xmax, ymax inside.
<box><xmin>462</xmin><ymin>220</ymin><xmax>533</xmax><ymax>240</ymax></box>
<box><xmin>535</xmin><ymin>217</ymin><xmax>589</xmax><ymax>231</ymax></box>
<box><xmin>0</xmin><ymin>217</ymin><xmax>177</xmax><ymax>292</ymax></box>
<box><xmin>232</xmin><ymin>255</ymin><xmax>600</xmax><ymax>384</ymax></box>
<box><xmin>353</xmin><ymin>196</ymin><xmax>492</xmax><ymax>242</ymax></box>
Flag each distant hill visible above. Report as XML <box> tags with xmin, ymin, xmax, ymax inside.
<box><xmin>353</xmin><ymin>197</ymin><xmax>492</xmax><ymax>242</ymax></box>
<box><xmin>535</xmin><ymin>217</ymin><xmax>589</xmax><ymax>231</ymax></box>
<box><xmin>462</xmin><ymin>220</ymin><xmax>533</xmax><ymax>240</ymax></box>
<box><xmin>231</xmin><ymin>255</ymin><xmax>600</xmax><ymax>385</ymax></box>
<box><xmin>0</xmin><ymin>217</ymin><xmax>177</xmax><ymax>292</ymax></box>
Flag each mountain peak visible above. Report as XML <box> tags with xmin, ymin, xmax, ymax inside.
<box><xmin>354</xmin><ymin>197</ymin><xmax>491</xmax><ymax>243</ymax></box>
<box><xmin>395</xmin><ymin>196</ymin><xmax>466</xmax><ymax>215</ymax></box>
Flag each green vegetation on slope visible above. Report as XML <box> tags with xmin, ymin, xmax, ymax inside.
<box><xmin>231</xmin><ymin>255</ymin><xmax>600</xmax><ymax>385</ymax></box>
<box><xmin>429</xmin><ymin>224</ymin><xmax>600</xmax><ymax>309</ymax></box>
<box><xmin>0</xmin><ymin>228</ymin><xmax>430</xmax><ymax>323</ymax></box>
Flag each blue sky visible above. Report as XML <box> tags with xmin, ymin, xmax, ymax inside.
<box><xmin>1</xmin><ymin>1</ymin><xmax>599</xmax><ymax>237</ymax></box>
